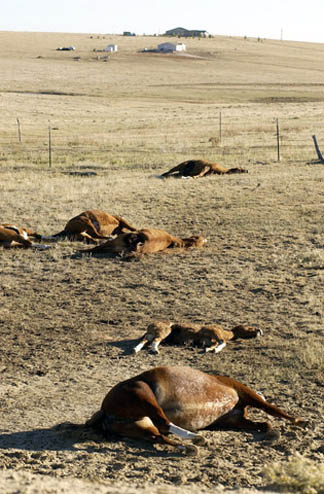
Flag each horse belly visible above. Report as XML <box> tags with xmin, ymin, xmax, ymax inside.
<box><xmin>140</xmin><ymin>239</ymin><xmax>170</xmax><ymax>253</ymax></box>
<box><xmin>151</xmin><ymin>366</ymin><xmax>239</xmax><ymax>431</ymax></box>
<box><xmin>98</xmin><ymin>224</ymin><xmax>116</xmax><ymax>236</ymax></box>
<box><xmin>163</xmin><ymin>392</ymin><xmax>238</xmax><ymax>431</ymax></box>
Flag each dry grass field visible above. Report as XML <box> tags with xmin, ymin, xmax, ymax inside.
<box><xmin>0</xmin><ymin>31</ymin><xmax>324</xmax><ymax>494</ymax></box>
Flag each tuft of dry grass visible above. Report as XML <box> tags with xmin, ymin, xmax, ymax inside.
<box><xmin>263</xmin><ymin>454</ymin><xmax>324</xmax><ymax>494</ymax></box>
<box><xmin>291</xmin><ymin>337</ymin><xmax>324</xmax><ymax>371</ymax></box>
<box><xmin>297</xmin><ymin>249</ymin><xmax>324</xmax><ymax>270</ymax></box>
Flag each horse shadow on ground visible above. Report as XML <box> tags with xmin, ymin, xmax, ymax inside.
<box><xmin>0</xmin><ymin>425</ymin><xmax>94</xmax><ymax>453</ymax></box>
<box><xmin>107</xmin><ymin>337</ymin><xmax>142</xmax><ymax>356</ymax></box>
<box><xmin>0</xmin><ymin>425</ymin><xmax>185</xmax><ymax>458</ymax></box>
<box><xmin>106</xmin><ymin>336</ymin><xmax>195</xmax><ymax>357</ymax></box>
<box><xmin>70</xmin><ymin>250</ymin><xmax>140</xmax><ymax>261</ymax></box>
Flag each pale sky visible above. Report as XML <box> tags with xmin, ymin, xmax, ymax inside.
<box><xmin>1</xmin><ymin>0</ymin><xmax>324</xmax><ymax>43</ymax></box>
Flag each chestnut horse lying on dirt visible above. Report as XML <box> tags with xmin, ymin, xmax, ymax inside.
<box><xmin>82</xmin><ymin>366</ymin><xmax>304</xmax><ymax>455</ymax></box>
<box><xmin>133</xmin><ymin>320</ymin><xmax>263</xmax><ymax>354</ymax></box>
<box><xmin>47</xmin><ymin>210</ymin><xmax>137</xmax><ymax>243</ymax></box>
<box><xmin>0</xmin><ymin>224</ymin><xmax>50</xmax><ymax>249</ymax></box>
<box><xmin>161</xmin><ymin>159</ymin><xmax>248</xmax><ymax>179</ymax></box>
<box><xmin>80</xmin><ymin>228</ymin><xmax>207</xmax><ymax>255</ymax></box>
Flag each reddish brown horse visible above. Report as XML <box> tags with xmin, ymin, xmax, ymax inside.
<box><xmin>84</xmin><ymin>366</ymin><xmax>304</xmax><ymax>455</ymax></box>
<box><xmin>80</xmin><ymin>228</ymin><xmax>207</xmax><ymax>255</ymax></box>
<box><xmin>133</xmin><ymin>320</ymin><xmax>263</xmax><ymax>354</ymax></box>
<box><xmin>47</xmin><ymin>210</ymin><xmax>137</xmax><ymax>243</ymax></box>
<box><xmin>0</xmin><ymin>224</ymin><xmax>48</xmax><ymax>249</ymax></box>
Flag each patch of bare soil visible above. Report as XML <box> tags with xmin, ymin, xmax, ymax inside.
<box><xmin>0</xmin><ymin>470</ymin><xmax>279</xmax><ymax>494</ymax></box>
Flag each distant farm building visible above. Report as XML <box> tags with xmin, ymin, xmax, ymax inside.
<box><xmin>104</xmin><ymin>44</ymin><xmax>118</xmax><ymax>52</ymax></box>
<box><xmin>164</xmin><ymin>27</ymin><xmax>208</xmax><ymax>38</ymax></box>
<box><xmin>56</xmin><ymin>45</ymin><xmax>76</xmax><ymax>51</ymax></box>
<box><xmin>157</xmin><ymin>42</ymin><xmax>186</xmax><ymax>53</ymax></box>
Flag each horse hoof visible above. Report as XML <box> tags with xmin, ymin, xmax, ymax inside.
<box><xmin>264</xmin><ymin>430</ymin><xmax>281</xmax><ymax>442</ymax></box>
<box><xmin>183</xmin><ymin>444</ymin><xmax>199</xmax><ymax>456</ymax></box>
<box><xmin>295</xmin><ymin>418</ymin><xmax>308</xmax><ymax>428</ymax></box>
<box><xmin>192</xmin><ymin>434</ymin><xmax>207</xmax><ymax>446</ymax></box>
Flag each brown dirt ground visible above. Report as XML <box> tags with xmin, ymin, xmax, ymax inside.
<box><xmin>0</xmin><ymin>163</ymin><xmax>323</xmax><ymax>493</ymax></box>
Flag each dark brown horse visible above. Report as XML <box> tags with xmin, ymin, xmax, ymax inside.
<box><xmin>161</xmin><ymin>159</ymin><xmax>248</xmax><ymax>179</ymax></box>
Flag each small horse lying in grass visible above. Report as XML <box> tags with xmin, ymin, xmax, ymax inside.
<box><xmin>79</xmin><ymin>366</ymin><xmax>305</xmax><ymax>455</ymax></box>
<box><xmin>133</xmin><ymin>320</ymin><xmax>263</xmax><ymax>354</ymax></box>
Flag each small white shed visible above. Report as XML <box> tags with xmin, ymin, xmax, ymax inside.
<box><xmin>104</xmin><ymin>44</ymin><xmax>118</xmax><ymax>52</ymax></box>
<box><xmin>158</xmin><ymin>42</ymin><xmax>186</xmax><ymax>53</ymax></box>
<box><xmin>175</xmin><ymin>43</ymin><xmax>186</xmax><ymax>51</ymax></box>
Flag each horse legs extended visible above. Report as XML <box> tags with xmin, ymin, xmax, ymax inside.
<box><xmin>192</xmin><ymin>165</ymin><xmax>211</xmax><ymax>178</ymax></box>
<box><xmin>105</xmin><ymin>417</ymin><xmax>199</xmax><ymax>455</ymax></box>
<box><xmin>80</xmin><ymin>232</ymin><xmax>101</xmax><ymax>244</ymax></box>
<box><xmin>133</xmin><ymin>322</ymin><xmax>172</xmax><ymax>354</ymax></box>
<box><xmin>133</xmin><ymin>335</ymin><xmax>164</xmax><ymax>354</ymax></box>
<box><xmin>204</xmin><ymin>340</ymin><xmax>227</xmax><ymax>353</ymax></box>
<box><xmin>209</xmin><ymin>406</ymin><xmax>279</xmax><ymax>440</ymax></box>
<box><xmin>133</xmin><ymin>337</ymin><xmax>150</xmax><ymax>353</ymax></box>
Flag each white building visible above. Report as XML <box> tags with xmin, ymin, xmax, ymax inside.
<box><xmin>175</xmin><ymin>43</ymin><xmax>186</xmax><ymax>51</ymax></box>
<box><xmin>157</xmin><ymin>42</ymin><xmax>186</xmax><ymax>53</ymax></box>
<box><xmin>104</xmin><ymin>44</ymin><xmax>118</xmax><ymax>52</ymax></box>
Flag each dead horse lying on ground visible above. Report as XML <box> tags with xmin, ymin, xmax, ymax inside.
<box><xmin>46</xmin><ymin>209</ymin><xmax>137</xmax><ymax>244</ymax></box>
<box><xmin>161</xmin><ymin>159</ymin><xmax>248</xmax><ymax>178</ymax></box>
<box><xmin>0</xmin><ymin>224</ymin><xmax>50</xmax><ymax>249</ymax></box>
<box><xmin>79</xmin><ymin>228</ymin><xmax>207</xmax><ymax>255</ymax></box>
<box><xmin>133</xmin><ymin>320</ymin><xmax>263</xmax><ymax>354</ymax></box>
<box><xmin>83</xmin><ymin>366</ymin><xmax>304</xmax><ymax>455</ymax></box>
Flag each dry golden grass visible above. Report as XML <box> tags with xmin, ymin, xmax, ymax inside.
<box><xmin>263</xmin><ymin>454</ymin><xmax>324</xmax><ymax>494</ymax></box>
<box><xmin>1</xmin><ymin>31</ymin><xmax>324</xmax><ymax>168</ymax></box>
<box><xmin>0</xmin><ymin>31</ymin><xmax>324</xmax><ymax>494</ymax></box>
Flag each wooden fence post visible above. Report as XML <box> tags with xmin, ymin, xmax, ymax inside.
<box><xmin>16</xmin><ymin>118</ymin><xmax>22</xmax><ymax>143</ymax></box>
<box><xmin>312</xmin><ymin>135</ymin><xmax>324</xmax><ymax>162</ymax></box>
<box><xmin>219</xmin><ymin>111</ymin><xmax>222</xmax><ymax>145</ymax></box>
<box><xmin>276</xmin><ymin>118</ymin><xmax>280</xmax><ymax>162</ymax></box>
<box><xmin>48</xmin><ymin>124</ymin><xmax>52</xmax><ymax>168</ymax></box>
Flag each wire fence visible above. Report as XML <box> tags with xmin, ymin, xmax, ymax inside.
<box><xmin>0</xmin><ymin>113</ymin><xmax>323</xmax><ymax>167</ymax></box>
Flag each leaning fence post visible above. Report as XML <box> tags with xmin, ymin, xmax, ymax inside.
<box><xmin>312</xmin><ymin>135</ymin><xmax>324</xmax><ymax>162</ymax></box>
<box><xmin>48</xmin><ymin>123</ymin><xmax>52</xmax><ymax>168</ymax></box>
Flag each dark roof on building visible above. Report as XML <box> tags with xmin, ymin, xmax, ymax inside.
<box><xmin>165</xmin><ymin>27</ymin><xmax>207</xmax><ymax>36</ymax></box>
